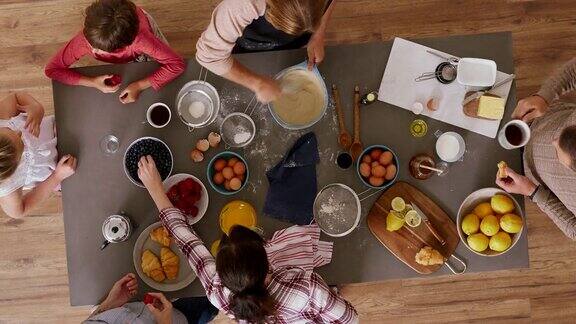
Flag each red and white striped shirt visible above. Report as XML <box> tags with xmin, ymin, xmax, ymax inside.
<box><xmin>159</xmin><ymin>208</ymin><xmax>358</xmax><ymax>324</ymax></box>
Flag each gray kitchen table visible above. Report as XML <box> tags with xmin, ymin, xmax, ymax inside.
<box><xmin>54</xmin><ymin>32</ymin><xmax>528</xmax><ymax>306</ymax></box>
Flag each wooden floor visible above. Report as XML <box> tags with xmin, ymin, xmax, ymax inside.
<box><xmin>1</xmin><ymin>0</ymin><xmax>576</xmax><ymax>323</ymax></box>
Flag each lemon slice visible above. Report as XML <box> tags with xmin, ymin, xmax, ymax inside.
<box><xmin>391</xmin><ymin>197</ymin><xmax>406</xmax><ymax>212</ymax></box>
<box><xmin>386</xmin><ymin>211</ymin><xmax>405</xmax><ymax>231</ymax></box>
<box><xmin>404</xmin><ymin>204</ymin><xmax>413</xmax><ymax>213</ymax></box>
<box><xmin>405</xmin><ymin>210</ymin><xmax>422</xmax><ymax>227</ymax></box>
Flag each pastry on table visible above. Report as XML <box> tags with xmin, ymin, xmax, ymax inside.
<box><xmin>161</xmin><ymin>247</ymin><xmax>180</xmax><ymax>280</ymax></box>
<box><xmin>142</xmin><ymin>250</ymin><xmax>166</xmax><ymax>282</ymax></box>
<box><xmin>415</xmin><ymin>246</ymin><xmax>444</xmax><ymax>266</ymax></box>
<box><xmin>150</xmin><ymin>226</ymin><xmax>172</xmax><ymax>247</ymax></box>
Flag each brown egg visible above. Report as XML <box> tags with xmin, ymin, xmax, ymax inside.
<box><xmin>379</xmin><ymin>151</ymin><xmax>393</xmax><ymax>166</ymax></box>
<box><xmin>359</xmin><ymin>162</ymin><xmax>371</xmax><ymax>178</ymax></box>
<box><xmin>228</xmin><ymin>157</ymin><xmax>239</xmax><ymax>167</ymax></box>
<box><xmin>213</xmin><ymin>159</ymin><xmax>227</xmax><ymax>171</ymax></box>
<box><xmin>208</xmin><ymin>132</ymin><xmax>221</xmax><ymax>148</ymax></box>
<box><xmin>372</xmin><ymin>165</ymin><xmax>386</xmax><ymax>177</ymax></box>
<box><xmin>233</xmin><ymin>161</ymin><xmax>246</xmax><ymax>175</ymax></box>
<box><xmin>385</xmin><ymin>164</ymin><xmax>397</xmax><ymax>180</ymax></box>
<box><xmin>370</xmin><ymin>149</ymin><xmax>383</xmax><ymax>160</ymax></box>
<box><xmin>362</xmin><ymin>155</ymin><xmax>372</xmax><ymax>164</ymax></box>
<box><xmin>369</xmin><ymin>176</ymin><xmax>385</xmax><ymax>187</ymax></box>
<box><xmin>196</xmin><ymin>139</ymin><xmax>210</xmax><ymax>152</ymax></box>
<box><xmin>222</xmin><ymin>167</ymin><xmax>234</xmax><ymax>180</ymax></box>
<box><xmin>224</xmin><ymin>180</ymin><xmax>231</xmax><ymax>191</ymax></box>
<box><xmin>237</xmin><ymin>173</ymin><xmax>245</xmax><ymax>182</ymax></box>
<box><xmin>213</xmin><ymin>172</ymin><xmax>225</xmax><ymax>185</ymax></box>
<box><xmin>229</xmin><ymin>178</ymin><xmax>242</xmax><ymax>191</ymax></box>
<box><xmin>190</xmin><ymin>149</ymin><xmax>204</xmax><ymax>163</ymax></box>
<box><xmin>371</xmin><ymin>161</ymin><xmax>380</xmax><ymax>168</ymax></box>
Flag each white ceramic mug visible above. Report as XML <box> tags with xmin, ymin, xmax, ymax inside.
<box><xmin>498</xmin><ymin>120</ymin><xmax>531</xmax><ymax>150</ymax></box>
<box><xmin>146</xmin><ymin>103</ymin><xmax>171</xmax><ymax>128</ymax></box>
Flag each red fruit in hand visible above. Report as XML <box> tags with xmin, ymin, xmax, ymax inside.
<box><xmin>143</xmin><ymin>293</ymin><xmax>155</xmax><ymax>305</ymax></box>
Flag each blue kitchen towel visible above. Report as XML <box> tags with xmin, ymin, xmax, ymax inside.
<box><xmin>263</xmin><ymin>132</ymin><xmax>319</xmax><ymax>225</ymax></box>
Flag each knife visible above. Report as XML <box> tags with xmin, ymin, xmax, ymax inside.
<box><xmin>462</xmin><ymin>74</ymin><xmax>516</xmax><ymax>106</ymax></box>
<box><xmin>411</xmin><ymin>203</ymin><xmax>446</xmax><ymax>246</ymax></box>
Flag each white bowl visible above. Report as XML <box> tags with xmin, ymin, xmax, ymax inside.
<box><xmin>456</xmin><ymin>58</ymin><xmax>497</xmax><ymax>87</ymax></box>
<box><xmin>457</xmin><ymin>187</ymin><xmax>524</xmax><ymax>257</ymax></box>
<box><xmin>123</xmin><ymin>137</ymin><xmax>174</xmax><ymax>188</ymax></box>
<box><xmin>435</xmin><ymin>132</ymin><xmax>465</xmax><ymax>163</ymax></box>
<box><xmin>163</xmin><ymin>173</ymin><xmax>209</xmax><ymax>225</ymax></box>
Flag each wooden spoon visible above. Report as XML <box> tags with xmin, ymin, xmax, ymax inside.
<box><xmin>331</xmin><ymin>85</ymin><xmax>351</xmax><ymax>150</ymax></box>
<box><xmin>349</xmin><ymin>85</ymin><xmax>363</xmax><ymax>161</ymax></box>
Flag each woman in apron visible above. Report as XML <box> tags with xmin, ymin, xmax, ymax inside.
<box><xmin>196</xmin><ymin>0</ymin><xmax>336</xmax><ymax>103</ymax></box>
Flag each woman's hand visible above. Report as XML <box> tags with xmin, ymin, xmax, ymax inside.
<box><xmin>495</xmin><ymin>166</ymin><xmax>537</xmax><ymax>196</ymax></box>
<box><xmin>512</xmin><ymin>95</ymin><xmax>548</xmax><ymax>123</ymax></box>
<box><xmin>307</xmin><ymin>33</ymin><xmax>326</xmax><ymax>70</ymax></box>
<box><xmin>20</xmin><ymin>102</ymin><xmax>44</xmax><ymax>137</ymax></box>
<box><xmin>100</xmin><ymin>273</ymin><xmax>138</xmax><ymax>311</ymax></box>
<box><xmin>146</xmin><ymin>292</ymin><xmax>173</xmax><ymax>324</ymax></box>
<box><xmin>254</xmin><ymin>76</ymin><xmax>281</xmax><ymax>103</ymax></box>
<box><xmin>54</xmin><ymin>155</ymin><xmax>77</xmax><ymax>182</ymax></box>
<box><xmin>90</xmin><ymin>75</ymin><xmax>121</xmax><ymax>93</ymax></box>
<box><xmin>138</xmin><ymin>156</ymin><xmax>163</xmax><ymax>191</ymax></box>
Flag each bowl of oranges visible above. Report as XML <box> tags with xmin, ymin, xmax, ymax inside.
<box><xmin>457</xmin><ymin>188</ymin><xmax>524</xmax><ymax>256</ymax></box>
<box><xmin>207</xmin><ymin>152</ymin><xmax>249</xmax><ymax>195</ymax></box>
<box><xmin>356</xmin><ymin>145</ymin><xmax>399</xmax><ymax>189</ymax></box>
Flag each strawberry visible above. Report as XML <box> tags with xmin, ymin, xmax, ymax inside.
<box><xmin>143</xmin><ymin>293</ymin><xmax>155</xmax><ymax>305</ymax></box>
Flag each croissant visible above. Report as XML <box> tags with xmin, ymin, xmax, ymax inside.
<box><xmin>150</xmin><ymin>226</ymin><xmax>171</xmax><ymax>247</ymax></box>
<box><xmin>142</xmin><ymin>250</ymin><xmax>166</xmax><ymax>282</ymax></box>
<box><xmin>161</xmin><ymin>247</ymin><xmax>180</xmax><ymax>280</ymax></box>
<box><xmin>415</xmin><ymin>246</ymin><xmax>444</xmax><ymax>266</ymax></box>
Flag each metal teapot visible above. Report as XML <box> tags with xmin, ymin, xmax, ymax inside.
<box><xmin>100</xmin><ymin>214</ymin><xmax>133</xmax><ymax>250</ymax></box>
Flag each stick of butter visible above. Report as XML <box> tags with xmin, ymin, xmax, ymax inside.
<box><xmin>477</xmin><ymin>95</ymin><xmax>505</xmax><ymax>120</ymax></box>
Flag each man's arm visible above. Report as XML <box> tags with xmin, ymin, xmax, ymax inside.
<box><xmin>537</xmin><ymin>58</ymin><xmax>576</xmax><ymax>104</ymax></box>
<box><xmin>532</xmin><ymin>185</ymin><xmax>576</xmax><ymax>240</ymax></box>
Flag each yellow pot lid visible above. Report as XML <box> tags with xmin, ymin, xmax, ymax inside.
<box><xmin>219</xmin><ymin>200</ymin><xmax>257</xmax><ymax>235</ymax></box>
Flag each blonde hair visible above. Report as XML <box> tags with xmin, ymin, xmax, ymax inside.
<box><xmin>0</xmin><ymin>136</ymin><xmax>19</xmax><ymax>181</ymax></box>
<box><xmin>265</xmin><ymin>0</ymin><xmax>325</xmax><ymax>36</ymax></box>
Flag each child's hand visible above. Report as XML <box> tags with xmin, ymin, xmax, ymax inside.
<box><xmin>54</xmin><ymin>155</ymin><xmax>77</xmax><ymax>181</ymax></box>
<box><xmin>91</xmin><ymin>75</ymin><xmax>121</xmax><ymax>93</ymax></box>
<box><xmin>20</xmin><ymin>102</ymin><xmax>44</xmax><ymax>137</ymax></box>
<box><xmin>119</xmin><ymin>82</ymin><xmax>143</xmax><ymax>104</ymax></box>
<box><xmin>145</xmin><ymin>292</ymin><xmax>173</xmax><ymax>324</ymax></box>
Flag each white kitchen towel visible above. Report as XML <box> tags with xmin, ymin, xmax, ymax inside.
<box><xmin>378</xmin><ymin>37</ymin><xmax>513</xmax><ymax>138</ymax></box>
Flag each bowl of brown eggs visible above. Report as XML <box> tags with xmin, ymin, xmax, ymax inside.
<box><xmin>356</xmin><ymin>145</ymin><xmax>399</xmax><ymax>189</ymax></box>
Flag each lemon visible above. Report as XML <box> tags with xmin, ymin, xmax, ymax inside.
<box><xmin>461</xmin><ymin>213</ymin><xmax>480</xmax><ymax>235</ymax></box>
<box><xmin>480</xmin><ymin>215</ymin><xmax>500</xmax><ymax>236</ymax></box>
<box><xmin>405</xmin><ymin>210</ymin><xmax>421</xmax><ymax>227</ymax></box>
<box><xmin>386</xmin><ymin>211</ymin><xmax>405</xmax><ymax>231</ymax></box>
<box><xmin>467</xmin><ymin>233</ymin><xmax>490</xmax><ymax>252</ymax></box>
<box><xmin>500</xmin><ymin>214</ymin><xmax>523</xmax><ymax>234</ymax></box>
<box><xmin>491</xmin><ymin>194</ymin><xmax>515</xmax><ymax>214</ymax></box>
<box><xmin>391</xmin><ymin>197</ymin><xmax>406</xmax><ymax>212</ymax></box>
<box><xmin>489</xmin><ymin>231</ymin><xmax>512</xmax><ymax>252</ymax></box>
<box><xmin>473</xmin><ymin>202</ymin><xmax>493</xmax><ymax>219</ymax></box>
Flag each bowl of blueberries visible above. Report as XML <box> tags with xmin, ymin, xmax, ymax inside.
<box><xmin>124</xmin><ymin>137</ymin><xmax>173</xmax><ymax>188</ymax></box>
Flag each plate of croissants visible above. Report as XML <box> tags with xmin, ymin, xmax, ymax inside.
<box><xmin>133</xmin><ymin>222</ymin><xmax>196</xmax><ymax>291</ymax></box>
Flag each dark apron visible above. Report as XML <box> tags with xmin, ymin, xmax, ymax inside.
<box><xmin>233</xmin><ymin>0</ymin><xmax>333</xmax><ymax>53</ymax></box>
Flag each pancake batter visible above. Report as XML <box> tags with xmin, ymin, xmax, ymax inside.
<box><xmin>272</xmin><ymin>70</ymin><xmax>325</xmax><ymax>126</ymax></box>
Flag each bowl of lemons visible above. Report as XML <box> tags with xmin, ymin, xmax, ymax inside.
<box><xmin>457</xmin><ymin>188</ymin><xmax>524</xmax><ymax>257</ymax></box>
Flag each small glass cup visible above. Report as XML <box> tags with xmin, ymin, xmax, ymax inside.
<box><xmin>100</xmin><ymin>135</ymin><xmax>120</xmax><ymax>155</ymax></box>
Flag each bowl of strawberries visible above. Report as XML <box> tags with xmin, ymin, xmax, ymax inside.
<box><xmin>163</xmin><ymin>174</ymin><xmax>209</xmax><ymax>225</ymax></box>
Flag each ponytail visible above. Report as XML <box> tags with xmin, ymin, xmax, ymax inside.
<box><xmin>230</xmin><ymin>286</ymin><xmax>275</xmax><ymax>323</ymax></box>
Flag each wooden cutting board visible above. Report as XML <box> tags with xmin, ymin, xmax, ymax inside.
<box><xmin>367</xmin><ymin>182</ymin><xmax>459</xmax><ymax>274</ymax></box>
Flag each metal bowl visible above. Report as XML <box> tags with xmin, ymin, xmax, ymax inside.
<box><xmin>268</xmin><ymin>62</ymin><xmax>328</xmax><ymax>130</ymax></box>
<box><xmin>313</xmin><ymin>183</ymin><xmax>361</xmax><ymax>237</ymax></box>
<box><xmin>220</xmin><ymin>112</ymin><xmax>256</xmax><ymax>148</ymax></box>
<box><xmin>176</xmin><ymin>80</ymin><xmax>220</xmax><ymax>129</ymax></box>
<box><xmin>356</xmin><ymin>145</ymin><xmax>400</xmax><ymax>190</ymax></box>
<box><xmin>457</xmin><ymin>188</ymin><xmax>525</xmax><ymax>257</ymax></box>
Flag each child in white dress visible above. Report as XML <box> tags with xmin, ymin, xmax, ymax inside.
<box><xmin>0</xmin><ymin>93</ymin><xmax>77</xmax><ymax>219</ymax></box>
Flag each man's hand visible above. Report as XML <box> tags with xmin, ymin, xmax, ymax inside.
<box><xmin>54</xmin><ymin>155</ymin><xmax>77</xmax><ymax>182</ymax></box>
<box><xmin>100</xmin><ymin>273</ymin><xmax>138</xmax><ymax>311</ymax></box>
<box><xmin>19</xmin><ymin>102</ymin><xmax>44</xmax><ymax>137</ymax></box>
<box><xmin>119</xmin><ymin>81</ymin><xmax>145</xmax><ymax>104</ymax></box>
<box><xmin>495</xmin><ymin>166</ymin><xmax>538</xmax><ymax>196</ymax></box>
<box><xmin>306</xmin><ymin>34</ymin><xmax>326</xmax><ymax>70</ymax></box>
<box><xmin>91</xmin><ymin>75</ymin><xmax>121</xmax><ymax>93</ymax></box>
<box><xmin>146</xmin><ymin>292</ymin><xmax>173</xmax><ymax>324</ymax></box>
<box><xmin>253</xmin><ymin>76</ymin><xmax>281</xmax><ymax>104</ymax></box>
<box><xmin>512</xmin><ymin>95</ymin><xmax>548</xmax><ymax>123</ymax></box>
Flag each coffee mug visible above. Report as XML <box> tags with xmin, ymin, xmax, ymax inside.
<box><xmin>146</xmin><ymin>103</ymin><xmax>171</xmax><ymax>128</ymax></box>
<box><xmin>498</xmin><ymin>120</ymin><xmax>531</xmax><ymax>150</ymax></box>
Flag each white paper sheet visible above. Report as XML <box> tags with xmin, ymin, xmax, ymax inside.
<box><xmin>378</xmin><ymin>37</ymin><xmax>513</xmax><ymax>138</ymax></box>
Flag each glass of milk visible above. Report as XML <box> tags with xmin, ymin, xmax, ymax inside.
<box><xmin>435</xmin><ymin>132</ymin><xmax>466</xmax><ymax>162</ymax></box>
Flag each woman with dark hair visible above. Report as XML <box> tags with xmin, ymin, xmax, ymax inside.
<box><xmin>196</xmin><ymin>0</ymin><xmax>336</xmax><ymax>103</ymax></box>
<box><xmin>137</xmin><ymin>155</ymin><xmax>358</xmax><ymax>323</ymax></box>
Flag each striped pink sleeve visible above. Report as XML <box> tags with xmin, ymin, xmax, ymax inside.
<box><xmin>309</xmin><ymin>273</ymin><xmax>359</xmax><ymax>324</ymax></box>
<box><xmin>266</xmin><ymin>225</ymin><xmax>333</xmax><ymax>271</ymax></box>
<box><xmin>159</xmin><ymin>208</ymin><xmax>230</xmax><ymax>309</ymax></box>
<box><xmin>195</xmin><ymin>0</ymin><xmax>266</xmax><ymax>75</ymax></box>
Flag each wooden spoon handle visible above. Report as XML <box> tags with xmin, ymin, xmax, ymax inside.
<box><xmin>332</xmin><ymin>85</ymin><xmax>347</xmax><ymax>135</ymax></box>
<box><xmin>353</xmin><ymin>85</ymin><xmax>361</xmax><ymax>142</ymax></box>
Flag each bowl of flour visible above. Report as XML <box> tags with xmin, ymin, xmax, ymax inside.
<box><xmin>270</xmin><ymin>62</ymin><xmax>328</xmax><ymax>130</ymax></box>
